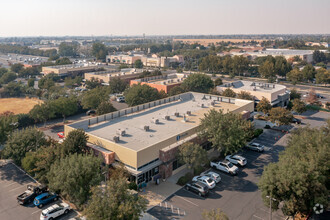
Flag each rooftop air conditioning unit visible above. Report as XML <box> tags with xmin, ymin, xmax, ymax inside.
<box><xmin>186</xmin><ymin>111</ymin><xmax>191</xmax><ymax>115</ymax></box>
<box><xmin>116</xmin><ymin>129</ymin><xmax>126</xmax><ymax>136</ymax></box>
<box><xmin>143</xmin><ymin>125</ymin><xmax>150</xmax><ymax>131</ymax></box>
<box><xmin>165</xmin><ymin>115</ymin><xmax>170</xmax><ymax>120</ymax></box>
<box><xmin>174</xmin><ymin>112</ymin><xmax>180</xmax><ymax>117</ymax></box>
<box><xmin>113</xmin><ymin>136</ymin><xmax>120</xmax><ymax>143</ymax></box>
<box><xmin>211</xmin><ymin>101</ymin><xmax>215</xmax><ymax>106</ymax></box>
<box><xmin>151</xmin><ymin>118</ymin><xmax>159</xmax><ymax>124</ymax></box>
<box><xmin>201</xmin><ymin>103</ymin><xmax>204</xmax><ymax>108</ymax></box>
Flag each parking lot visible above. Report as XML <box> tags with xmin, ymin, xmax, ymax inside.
<box><xmin>0</xmin><ymin>162</ymin><xmax>77</xmax><ymax>220</ymax></box>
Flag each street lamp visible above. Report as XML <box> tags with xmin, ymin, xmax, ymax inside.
<box><xmin>266</xmin><ymin>195</ymin><xmax>276</xmax><ymax>220</ymax></box>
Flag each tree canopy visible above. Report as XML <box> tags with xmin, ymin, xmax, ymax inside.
<box><xmin>124</xmin><ymin>84</ymin><xmax>162</xmax><ymax>107</ymax></box>
<box><xmin>256</xmin><ymin>97</ymin><xmax>272</xmax><ymax>114</ymax></box>
<box><xmin>109</xmin><ymin>77</ymin><xmax>128</xmax><ymax>94</ymax></box>
<box><xmin>221</xmin><ymin>88</ymin><xmax>236</xmax><ymax>98</ymax></box>
<box><xmin>292</xmin><ymin>99</ymin><xmax>306</xmax><ymax>114</ymax></box>
<box><xmin>81</xmin><ymin>86</ymin><xmax>110</xmax><ymax>109</ymax></box>
<box><xmin>92</xmin><ymin>42</ymin><xmax>107</xmax><ymax>60</ymax></box>
<box><xmin>177</xmin><ymin>142</ymin><xmax>208</xmax><ymax>173</ymax></box>
<box><xmin>268</xmin><ymin>107</ymin><xmax>293</xmax><ymax>126</ymax></box>
<box><xmin>181</xmin><ymin>73</ymin><xmax>213</xmax><ymax>93</ymax></box>
<box><xmin>96</xmin><ymin>100</ymin><xmax>117</xmax><ymax>115</ymax></box>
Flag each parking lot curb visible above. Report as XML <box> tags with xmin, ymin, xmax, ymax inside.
<box><xmin>9</xmin><ymin>161</ymin><xmax>40</xmax><ymax>185</ymax></box>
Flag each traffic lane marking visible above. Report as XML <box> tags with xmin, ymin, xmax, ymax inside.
<box><xmin>31</xmin><ymin>209</ymin><xmax>41</xmax><ymax>215</ymax></box>
<box><xmin>253</xmin><ymin>214</ymin><xmax>264</xmax><ymax>220</ymax></box>
<box><xmin>174</xmin><ymin>194</ymin><xmax>199</xmax><ymax>207</ymax></box>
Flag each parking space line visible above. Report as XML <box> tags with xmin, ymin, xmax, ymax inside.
<box><xmin>253</xmin><ymin>214</ymin><xmax>264</xmax><ymax>220</ymax></box>
<box><xmin>5</xmin><ymin>182</ymin><xmax>17</xmax><ymax>187</ymax></box>
<box><xmin>174</xmin><ymin>194</ymin><xmax>199</xmax><ymax>207</ymax></box>
<box><xmin>31</xmin><ymin>209</ymin><xmax>41</xmax><ymax>215</ymax></box>
<box><xmin>9</xmin><ymin>185</ymin><xmax>26</xmax><ymax>192</ymax></box>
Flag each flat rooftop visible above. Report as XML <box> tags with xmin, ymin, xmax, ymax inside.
<box><xmin>218</xmin><ymin>80</ymin><xmax>286</xmax><ymax>93</ymax></box>
<box><xmin>246</xmin><ymin>49</ymin><xmax>314</xmax><ymax>56</ymax></box>
<box><xmin>44</xmin><ymin>64</ymin><xmax>99</xmax><ymax>70</ymax></box>
<box><xmin>134</xmin><ymin>73</ymin><xmax>186</xmax><ymax>85</ymax></box>
<box><xmin>69</xmin><ymin>93</ymin><xmax>252</xmax><ymax>152</ymax></box>
<box><xmin>86</xmin><ymin>68</ymin><xmax>142</xmax><ymax>77</ymax></box>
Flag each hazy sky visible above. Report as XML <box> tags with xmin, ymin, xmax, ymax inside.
<box><xmin>0</xmin><ymin>0</ymin><xmax>329</xmax><ymax>37</ymax></box>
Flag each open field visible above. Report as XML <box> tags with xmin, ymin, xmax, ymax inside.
<box><xmin>173</xmin><ymin>38</ymin><xmax>267</xmax><ymax>46</ymax></box>
<box><xmin>0</xmin><ymin>98</ymin><xmax>43</xmax><ymax>114</ymax></box>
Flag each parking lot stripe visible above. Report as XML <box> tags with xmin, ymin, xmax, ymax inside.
<box><xmin>31</xmin><ymin>209</ymin><xmax>41</xmax><ymax>215</ymax></box>
<box><xmin>174</xmin><ymin>194</ymin><xmax>199</xmax><ymax>207</ymax></box>
<box><xmin>9</xmin><ymin>185</ymin><xmax>26</xmax><ymax>192</ymax></box>
<box><xmin>5</xmin><ymin>182</ymin><xmax>17</xmax><ymax>187</ymax></box>
<box><xmin>253</xmin><ymin>214</ymin><xmax>264</xmax><ymax>220</ymax></box>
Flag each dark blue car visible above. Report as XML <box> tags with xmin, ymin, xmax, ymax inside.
<box><xmin>33</xmin><ymin>192</ymin><xmax>58</xmax><ymax>208</ymax></box>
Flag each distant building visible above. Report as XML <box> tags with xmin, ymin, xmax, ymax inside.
<box><xmin>42</xmin><ymin>64</ymin><xmax>102</xmax><ymax>77</ymax></box>
<box><xmin>130</xmin><ymin>73</ymin><xmax>187</xmax><ymax>93</ymax></box>
<box><xmin>84</xmin><ymin>68</ymin><xmax>143</xmax><ymax>84</ymax></box>
<box><xmin>217</xmin><ymin>80</ymin><xmax>289</xmax><ymax>107</ymax></box>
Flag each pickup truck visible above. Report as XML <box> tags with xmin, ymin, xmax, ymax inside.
<box><xmin>210</xmin><ymin>160</ymin><xmax>238</xmax><ymax>175</ymax></box>
<box><xmin>17</xmin><ymin>185</ymin><xmax>47</xmax><ymax>205</ymax></box>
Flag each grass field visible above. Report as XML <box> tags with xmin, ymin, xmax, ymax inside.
<box><xmin>0</xmin><ymin>98</ymin><xmax>43</xmax><ymax>114</ymax></box>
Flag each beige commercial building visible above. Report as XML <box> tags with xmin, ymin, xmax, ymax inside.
<box><xmin>64</xmin><ymin>92</ymin><xmax>254</xmax><ymax>185</ymax></box>
<box><xmin>84</xmin><ymin>68</ymin><xmax>143</xmax><ymax>83</ymax></box>
<box><xmin>217</xmin><ymin>80</ymin><xmax>289</xmax><ymax>107</ymax></box>
<box><xmin>42</xmin><ymin>64</ymin><xmax>101</xmax><ymax>77</ymax></box>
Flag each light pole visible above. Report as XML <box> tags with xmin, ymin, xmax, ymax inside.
<box><xmin>266</xmin><ymin>195</ymin><xmax>276</xmax><ymax>220</ymax></box>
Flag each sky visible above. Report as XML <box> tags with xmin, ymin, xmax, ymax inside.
<box><xmin>0</xmin><ymin>0</ymin><xmax>329</xmax><ymax>37</ymax></box>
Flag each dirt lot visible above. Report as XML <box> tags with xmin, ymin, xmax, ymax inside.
<box><xmin>0</xmin><ymin>98</ymin><xmax>43</xmax><ymax>114</ymax></box>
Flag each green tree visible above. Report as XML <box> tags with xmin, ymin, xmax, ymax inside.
<box><xmin>2</xmin><ymin>127</ymin><xmax>47</xmax><ymax>165</ymax></box>
<box><xmin>268</xmin><ymin>107</ymin><xmax>293</xmax><ymax>126</ymax></box>
<box><xmin>313</xmin><ymin>50</ymin><xmax>327</xmax><ymax>63</ymax></box>
<box><xmin>315</xmin><ymin>68</ymin><xmax>330</xmax><ymax>85</ymax></box>
<box><xmin>0</xmin><ymin>113</ymin><xmax>17</xmax><ymax>144</ymax></box>
<box><xmin>0</xmin><ymin>67</ymin><xmax>8</xmax><ymax>77</ymax></box>
<box><xmin>92</xmin><ymin>42</ymin><xmax>107</xmax><ymax>60</ymax></box>
<box><xmin>10</xmin><ymin>63</ymin><xmax>24</xmax><ymax>73</ymax></box>
<box><xmin>55</xmin><ymin>57</ymin><xmax>72</xmax><ymax>65</ymax></box>
<box><xmin>289</xmin><ymin>88</ymin><xmax>301</xmax><ymax>100</ymax></box>
<box><xmin>169</xmin><ymin>85</ymin><xmax>186</xmax><ymax>96</ymax></box>
<box><xmin>51</xmin><ymin>97</ymin><xmax>78</xmax><ymax>122</ymax></box>
<box><xmin>85</xmin><ymin>77</ymin><xmax>103</xmax><ymax>89</ymax></box>
<box><xmin>181</xmin><ymin>73</ymin><xmax>213</xmax><ymax>93</ymax></box>
<box><xmin>258</xmin><ymin>124</ymin><xmax>329</xmax><ymax>216</ymax></box>
<box><xmin>302</xmin><ymin>64</ymin><xmax>316</xmax><ymax>82</ymax></box>
<box><xmin>81</xmin><ymin>86</ymin><xmax>110</xmax><ymax>109</ymax></box>
<box><xmin>83</xmin><ymin>175</ymin><xmax>147</xmax><ymax>220</ymax></box>
<box><xmin>4</xmin><ymin>82</ymin><xmax>25</xmax><ymax>97</ymax></box>
<box><xmin>292</xmin><ymin>99</ymin><xmax>306</xmax><ymax>114</ymax></box>
<box><xmin>29</xmin><ymin>102</ymin><xmax>55</xmax><ymax>126</ymax></box>
<box><xmin>199</xmin><ymin>109</ymin><xmax>253</xmax><ymax>155</ymax></box>
<box><xmin>109</xmin><ymin>77</ymin><xmax>128</xmax><ymax>94</ymax></box>
<box><xmin>0</xmin><ymin>71</ymin><xmax>17</xmax><ymax>84</ymax></box>
<box><xmin>256</xmin><ymin>97</ymin><xmax>272</xmax><ymax>114</ymax></box>
<box><xmin>27</xmin><ymin>78</ymin><xmax>35</xmax><ymax>87</ymax></box>
<box><xmin>214</xmin><ymin>78</ymin><xmax>223</xmax><ymax>87</ymax></box>
<box><xmin>96</xmin><ymin>100</ymin><xmax>117</xmax><ymax>115</ymax></box>
<box><xmin>231</xmin><ymin>55</ymin><xmax>249</xmax><ymax>77</ymax></box>
<box><xmin>48</xmin><ymin>154</ymin><xmax>102</xmax><ymax>207</ymax></box>
<box><xmin>221</xmin><ymin>56</ymin><xmax>233</xmax><ymax>74</ymax></box>
<box><xmin>236</xmin><ymin>91</ymin><xmax>254</xmax><ymax>100</ymax></box>
<box><xmin>124</xmin><ymin>84</ymin><xmax>161</xmax><ymax>107</ymax></box>
<box><xmin>61</xmin><ymin>129</ymin><xmax>88</xmax><ymax>156</ymax></box>
<box><xmin>274</xmin><ymin>56</ymin><xmax>292</xmax><ymax>77</ymax></box>
<box><xmin>38</xmin><ymin>77</ymin><xmax>55</xmax><ymax>90</ymax></box>
<box><xmin>202</xmin><ymin>208</ymin><xmax>229</xmax><ymax>220</ymax></box>
<box><xmin>258</xmin><ymin>61</ymin><xmax>276</xmax><ymax>82</ymax></box>
<box><xmin>221</xmin><ymin>88</ymin><xmax>236</xmax><ymax>98</ymax></box>
<box><xmin>177</xmin><ymin>142</ymin><xmax>208</xmax><ymax>173</ymax></box>
<box><xmin>59</xmin><ymin>42</ymin><xmax>78</xmax><ymax>57</ymax></box>
<box><xmin>134</xmin><ymin>59</ymin><xmax>143</xmax><ymax>68</ymax></box>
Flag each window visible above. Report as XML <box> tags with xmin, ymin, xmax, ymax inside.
<box><xmin>172</xmin><ymin>160</ymin><xmax>183</xmax><ymax>171</ymax></box>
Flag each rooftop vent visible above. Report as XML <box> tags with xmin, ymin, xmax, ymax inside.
<box><xmin>116</xmin><ymin>129</ymin><xmax>126</xmax><ymax>136</ymax></box>
<box><xmin>183</xmin><ymin>114</ymin><xmax>189</xmax><ymax>123</ymax></box>
<box><xmin>165</xmin><ymin>115</ymin><xmax>170</xmax><ymax>120</ymax></box>
<box><xmin>211</xmin><ymin>101</ymin><xmax>215</xmax><ymax>106</ymax></box>
<box><xmin>186</xmin><ymin>111</ymin><xmax>191</xmax><ymax>116</ymax></box>
<box><xmin>143</xmin><ymin>125</ymin><xmax>150</xmax><ymax>131</ymax></box>
<box><xmin>151</xmin><ymin>118</ymin><xmax>159</xmax><ymax>124</ymax></box>
<box><xmin>201</xmin><ymin>103</ymin><xmax>204</xmax><ymax>108</ymax></box>
<box><xmin>273</xmin><ymin>84</ymin><xmax>275</xmax><ymax>88</ymax></box>
<box><xmin>174</xmin><ymin>112</ymin><xmax>180</xmax><ymax>117</ymax></box>
<box><xmin>202</xmin><ymin>95</ymin><xmax>207</xmax><ymax>100</ymax></box>
<box><xmin>113</xmin><ymin>136</ymin><xmax>120</xmax><ymax>143</ymax></box>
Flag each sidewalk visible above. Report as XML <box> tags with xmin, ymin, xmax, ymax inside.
<box><xmin>139</xmin><ymin>167</ymin><xmax>190</xmax><ymax>211</ymax></box>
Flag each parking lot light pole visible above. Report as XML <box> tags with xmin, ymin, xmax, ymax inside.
<box><xmin>266</xmin><ymin>195</ymin><xmax>276</xmax><ymax>220</ymax></box>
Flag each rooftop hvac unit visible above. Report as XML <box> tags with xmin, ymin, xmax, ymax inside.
<box><xmin>211</xmin><ymin>101</ymin><xmax>215</xmax><ymax>106</ymax></box>
<box><xmin>273</xmin><ymin>85</ymin><xmax>275</xmax><ymax>88</ymax></box>
<box><xmin>113</xmin><ymin>136</ymin><xmax>120</xmax><ymax>143</ymax></box>
<box><xmin>165</xmin><ymin>115</ymin><xmax>170</xmax><ymax>120</ymax></box>
<box><xmin>201</xmin><ymin>103</ymin><xmax>204</xmax><ymax>108</ymax></box>
<box><xmin>162</xmin><ymin>81</ymin><xmax>166</xmax><ymax>85</ymax></box>
<box><xmin>116</xmin><ymin>129</ymin><xmax>126</xmax><ymax>136</ymax></box>
<box><xmin>143</xmin><ymin>125</ymin><xmax>150</xmax><ymax>131</ymax></box>
<box><xmin>174</xmin><ymin>112</ymin><xmax>180</xmax><ymax>117</ymax></box>
<box><xmin>186</xmin><ymin>111</ymin><xmax>191</xmax><ymax>115</ymax></box>
<box><xmin>151</xmin><ymin>118</ymin><xmax>159</xmax><ymax>124</ymax></box>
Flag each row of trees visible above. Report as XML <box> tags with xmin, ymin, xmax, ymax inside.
<box><xmin>287</xmin><ymin>67</ymin><xmax>329</xmax><ymax>85</ymax></box>
<box><xmin>0</xmin><ymin>44</ymin><xmax>57</xmax><ymax>57</ymax></box>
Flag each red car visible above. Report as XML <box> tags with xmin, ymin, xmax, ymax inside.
<box><xmin>57</xmin><ymin>132</ymin><xmax>65</xmax><ymax>139</ymax></box>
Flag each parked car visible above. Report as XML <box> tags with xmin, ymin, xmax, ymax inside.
<box><xmin>86</xmin><ymin>110</ymin><xmax>96</xmax><ymax>115</ymax></box>
<box><xmin>225</xmin><ymin>155</ymin><xmax>247</xmax><ymax>167</ymax></box>
<box><xmin>192</xmin><ymin>175</ymin><xmax>216</xmax><ymax>189</ymax></box>
<box><xmin>116</xmin><ymin>96</ymin><xmax>125</xmax><ymax>102</ymax></box>
<box><xmin>34</xmin><ymin>192</ymin><xmax>58</xmax><ymax>208</ymax></box>
<box><xmin>185</xmin><ymin>181</ymin><xmax>209</xmax><ymax>197</ymax></box>
<box><xmin>292</xmin><ymin>117</ymin><xmax>301</xmax><ymax>124</ymax></box>
<box><xmin>316</xmin><ymin>94</ymin><xmax>325</xmax><ymax>99</ymax></box>
<box><xmin>57</xmin><ymin>132</ymin><xmax>65</xmax><ymax>139</ymax></box>
<box><xmin>40</xmin><ymin>202</ymin><xmax>70</xmax><ymax>220</ymax></box>
<box><xmin>17</xmin><ymin>185</ymin><xmax>47</xmax><ymax>205</ymax></box>
<box><xmin>203</xmin><ymin>171</ymin><xmax>221</xmax><ymax>183</ymax></box>
<box><xmin>210</xmin><ymin>160</ymin><xmax>238</xmax><ymax>175</ymax></box>
<box><xmin>245</xmin><ymin>143</ymin><xmax>265</xmax><ymax>152</ymax></box>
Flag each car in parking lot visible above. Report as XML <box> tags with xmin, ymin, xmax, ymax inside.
<box><xmin>116</xmin><ymin>96</ymin><xmax>125</xmax><ymax>102</ymax></box>
<box><xmin>245</xmin><ymin>143</ymin><xmax>265</xmax><ymax>152</ymax></box>
<box><xmin>17</xmin><ymin>184</ymin><xmax>47</xmax><ymax>205</ymax></box>
<box><xmin>185</xmin><ymin>181</ymin><xmax>209</xmax><ymax>197</ymax></box>
<box><xmin>86</xmin><ymin>109</ymin><xmax>96</xmax><ymax>115</ymax></box>
<box><xmin>40</xmin><ymin>202</ymin><xmax>70</xmax><ymax>220</ymax></box>
<box><xmin>210</xmin><ymin>160</ymin><xmax>238</xmax><ymax>175</ymax></box>
<box><xmin>192</xmin><ymin>175</ymin><xmax>216</xmax><ymax>189</ymax></box>
<box><xmin>292</xmin><ymin>117</ymin><xmax>301</xmax><ymax>124</ymax></box>
<box><xmin>34</xmin><ymin>192</ymin><xmax>58</xmax><ymax>208</ymax></box>
<box><xmin>203</xmin><ymin>171</ymin><xmax>221</xmax><ymax>183</ymax></box>
<box><xmin>225</xmin><ymin>155</ymin><xmax>247</xmax><ymax>166</ymax></box>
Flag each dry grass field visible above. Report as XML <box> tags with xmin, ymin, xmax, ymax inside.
<box><xmin>0</xmin><ymin>98</ymin><xmax>43</xmax><ymax>114</ymax></box>
<box><xmin>173</xmin><ymin>38</ymin><xmax>266</xmax><ymax>46</ymax></box>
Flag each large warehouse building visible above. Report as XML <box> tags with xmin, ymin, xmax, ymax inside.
<box><xmin>64</xmin><ymin>92</ymin><xmax>254</xmax><ymax>185</ymax></box>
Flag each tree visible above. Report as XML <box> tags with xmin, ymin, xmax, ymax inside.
<box><xmin>58</xmin><ymin>42</ymin><xmax>78</xmax><ymax>57</ymax></box>
<box><xmin>81</xmin><ymin>86</ymin><xmax>110</xmax><ymax>109</ymax></box>
<box><xmin>231</xmin><ymin>55</ymin><xmax>249</xmax><ymax>77</ymax></box>
<box><xmin>268</xmin><ymin>107</ymin><xmax>293</xmax><ymax>126</ymax></box>
<box><xmin>0</xmin><ymin>113</ymin><xmax>17</xmax><ymax>144</ymax></box>
<box><xmin>214</xmin><ymin>78</ymin><xmax>223</xmax><ymax>87</ymax></box>
<box><xmin>315</xmin><ymin>68</ymin><xmax>330</xmax><ymax>85</ymax></box>
<box><xmin>109</xmin><ymin>77</ymin><xmax>128</xmax><ymax>94</ymax></box>
<box><xmin>92</xmin><ymin>42</ymin><xmax>107</xmax><ymax>60</ymax></box>
<box><xmin>51</xmin><ymin>97</ymin><xmax>78</xmax><ymax>122</ymax></box>
<box><xmin>1</xmin><ymin>127</ymin><xmax>47</xmax><ymax>165</ymax></box>
<box><xmin>306</xmin><ymin>88</ymin><xmax>318</xmax><ymax>105</ymax></box>
<box><xmin>313</xmin><ymin>50</ymin><xmax>326</xmax><ymax>63</ymax></box>
<box><xmin>258</xmin><ymin>124</ymin><xmax>329</xmax><ymax>216</ymax></box>
<box><xmin>27</xmin><ymin>78</ymin><xmax>35</xmax><ymax>87</ymax></box>
<box><xmin>202</xmin><ymin>208</ymin><xmax>229</xmax><ymax>220</ymax></box>
<box><xmin>286</xmin><ymin>68</ymin><xmax>303</xmax><ymax>84</ymax></box>
<box><xmin>177</xmin><ymin>142</ymin><xmax>208</xmax><ymax>173</ymax></box>
<box><xmin>61</xmin><ymin>129</ymin><xmax>88</xmax><ymax>156</ymax></box>
<box><xmin>96</xmin><ymin>101</ymin><xmax>117</xmax><ymax>115</ymax></box>
<box><xmin>55</xmin><ymin>57</ymin><xmax>72</xmax><ymax>65</ymax></box>
<box><xmin>10</xmin><ymin>63</ymin><xmax>24</xmax><ymax>73</ymax></box>
<box><xmin>29</xmin><ymin>102</ymin><xmax>55</xmax><ymax>126</ymax></box>
<box><xmin>292</xmin><ymin>99</ymin><xmax>306</xmax><ymax>114</ymax></box>
<box><xmin>85</xmin><ymin>77</ymin><xmax>103</xmax><ymax>89</ymax></box>
<box><xmin>134</xmin><ymin>59</ymin><xmax>143</xmax><ymax>68</ymax></box>
<box><xmin>47</xmin><ymin>154</ymin><xmax>102</xmax><ymax>207</ymax></box>
<box><xmin>4</xmin><ymin>82</ymin><xmax>25</xmax><ymax>97</ymax></box>
<box><xmin>0</xmin><ymin>67</ymin><xmax>8</xmax><ymax>77</ymax></box>
<box><xmin>236</xmin><ymin>91</ymin><xmax>254</xmax><ymax>100</ymax></box>
<box><xmin>256</xmin><ymin>97</ymin><xmax>272</xmax><ymax>114</ymax></box>
<box><xmin>221</xmin><ymin>88</ymin><xmax>236</xmax><ymax>98</ymax></box>
<box><xmin>289</xmin><ymin>88</ymin><xmax>301</xmax><ymax>100</ymax></box>
<box><xmin>168</xmin><ymin>85</ymin><xmax>186</xmax><ymax>96</ymax></box>
<box><xmin>199</xmin><ymin>109</ymin><xmax>254</xmax><ymax>155</ymax></box>
<box><xmin>302</xmin><ymin>64</ymin><xmax>316</xmax><ymax>82</ymax></box>
<box><xmin>274</xmin><ymin>56</ymin><xmax>292</xmax><ymax>77</ymax></box>
<box><xmin>18</xmin><ymin>66</ymin><xmax>40</xmax><ymax>78</ymax></box>
<box><xmin>38</xmin><ymin>77</ymin><xmax>55</xmax><ymax>90</ymax></box>
<box><xmin>83</xmin><ymin>175</ymin><xmax>147</xmax><ymax>220</ymax></box>
<box><xmin>181</xmin><ymin>73</ymin><xmax>213</xmax><ymax>93</ymax></box>
<box><xmin>124</xmin><ymin>84</ymin><xmax>162</xmax><ymax>107</ymax></box>
<box><xmin>259</xmin><ymin>61</ymin><xmax>276</xmax><ymax>82</ymax></box>
<box><xmin>0</xmin><ymin>71</ymin><xmax>17</xmax><ymax>84</ymax></box>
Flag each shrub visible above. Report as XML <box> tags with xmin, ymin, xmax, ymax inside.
<box><xmin>16</xmin><ymin>113</ymin><xmax>35</xmax><ymax>128</ymax></box>
<box><xmin>128</xmin><ymin>181</ymin><xmax>138</xmax><ymax>190</ymax></box>
<box><xmin>194</xmin><ymin>165</ymin><xmax>206</xmax><ymax>175</ymax></box>
<box><xmin>264</xmin><ymin>125</ymin><xmax>271</xmax><ymax>129</ymax></box>
<box><xmin>177</xmin><ymin>172</ymin><xmax>194</xmax><ymax>186</ymax></box>
<box><xmin>253</xmin><ymin>129</ymin><xmax>263</xmax><ymax>138</ymax></box>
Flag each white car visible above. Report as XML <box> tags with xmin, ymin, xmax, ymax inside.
<box><xmin>40</xmin><ymin>202</ymin><xmax>70</xmax><ymax>220</ymax></box>
<box><xmin>210</xmin><ymin>160</ymin><xmax>239</xmax><ymax>175</ymax></box>
<box><xmin>192</xmin><ymin>175</ymin><xmax>216</xmax><ymax>189</ymax></box>
<box><xmin>203</xmin><ymin>171</ymin><xmax>221</xmax><ymax>183</ymax></box>
<box><xmin>225</xmin><ymin>155</ymin><xmax>247</xmax><ymax>166</ymax></box>
<box><xmin>116</xmin><ymin>96</ymin><xmax>125</xmax><ymax>102</ymax></box>
<box><xmin>246</xmin><ymin>143</ymin><xmax>265</xmax><ymax>152</ymax></box>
